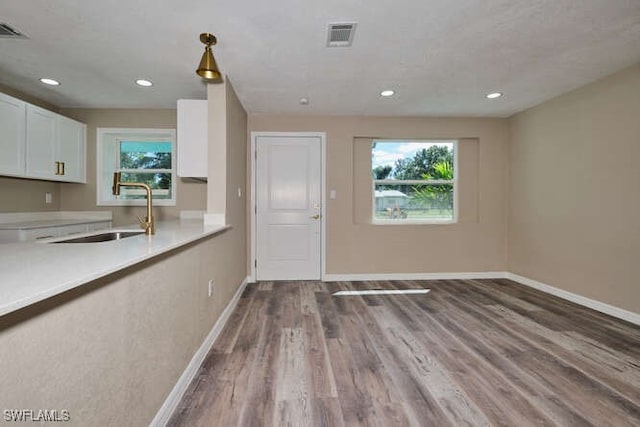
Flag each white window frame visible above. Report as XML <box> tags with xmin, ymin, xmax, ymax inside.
<box><xmin>96</xmin><ymin>128</ymin><xmax>177</xmax><ymax>206</ymax></box>
<box><xmin>372</xmin><ymin>139</ymin><xmax>458</xmax><ymax>225</ymax></box>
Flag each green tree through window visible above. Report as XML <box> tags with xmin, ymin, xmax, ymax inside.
<box><xmin>372</xmin><ymin>141</ymin><xmax>456</xmax><ymax>222</ymax></box>
<box><xmin>118</xmin><ymin>141</ymin><xmax>173</xmax><ymax>199</ymax></box>
<box><xmin>392</xmin><ymin>145</ymin><xmax>453</xmax><ymax>180</ymax></box>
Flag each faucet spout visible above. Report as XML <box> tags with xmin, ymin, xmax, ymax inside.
<box><xmin>112</xmin><ymin>172</ymin><xmax>155</xmax><ymax>235</ymax></box>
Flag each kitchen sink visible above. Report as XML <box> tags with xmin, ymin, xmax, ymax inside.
<box><xmin>49</xmin><ymin>231</ymin><xmax>145</xmax><ymax>243</ymax></box>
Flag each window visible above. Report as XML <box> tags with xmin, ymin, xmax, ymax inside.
<box><xmin>372</xmin><ymin>140</ymin><xmax>457</xmax><ymax>223</ymax></box>
<box><xmin>97</xmin><ymin>128</ymin><xmax>177</xmax><ymax>206</ymax></box>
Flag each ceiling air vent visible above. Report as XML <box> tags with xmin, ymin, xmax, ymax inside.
<box><xmin>0</xmin><ymin>23</ymin><xmax>27</xmax><ymax>39</ymax></box>
<box><xmin>326</xmin><ymin>22</ymin><xmax>357</xmax><ymax>47</ymax></box>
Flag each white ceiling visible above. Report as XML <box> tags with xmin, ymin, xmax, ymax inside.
<box><xmin>1</xmin><ymin>0</ymin><xmax>639</xmax><ymax>117</ymax></box>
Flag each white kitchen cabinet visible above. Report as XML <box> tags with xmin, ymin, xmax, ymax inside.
<box><xmin>0</xmin><ymin>93</ymin><xmax>26</xmax><ymax>177</ymax></box>
<box><xmin>56</xmin><ymin>115</ymin><xmax>86</xmax><ymax>183</ymax></box>
<box><xmin>26</xmin><ymin>104</ymin><xmax>57</xmax><ymax>179</ymax></box>
<box><xmin>0</xmin><ymin>92</ymin><xmax>86</xmax><ymax>183</ymax></box>
<box><xmin>177</xmin><ymin>99</ymin><xmax>208</xmax><ymax>178</ymax></box>
<box><xmin>25</xmin><ymin>104</ymin><xmax>86</xmax><ymax>183</ymax></box>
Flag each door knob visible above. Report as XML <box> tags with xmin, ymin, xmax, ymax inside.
<box><xmin>310</xmin><ymin>214</ymin><xmax>321</xmax><ymax>220</ymax></box>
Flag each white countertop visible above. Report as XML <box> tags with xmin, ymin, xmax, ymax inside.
<box><xmin>0</xmin><ymin>219</ymin><xmax>230</xmax><ymax>317</ymax></box>
<box><xmin>0</xmin><ymin>211</ymin><xmax>113</xmax><ymax>230</ymax></box>
<box><xmin>0</xmin><ymin>218</ymin><xmax>111</xmax><ymax>230</ymax></box>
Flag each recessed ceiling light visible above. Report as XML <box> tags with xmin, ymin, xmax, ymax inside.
<box><xmin>299</xmin><ymin>97</ymin><xmax>309</xmax><ymax>105</ymax></box>
<box><xmin>135</xmin><ymin>79</ymin><xmax>153</xmax><ymax>87</ymax></box>
<box><xmin>39</xmin><ymin>78</ymin><xmax>60</xmax><ymax>86</ymax></box>
<box><xmin>380</xmin><ymin>90</ymin><xmax>395</xmax><ymax>97</ymax></box>
<box><xmin>486</xmin><ymin>92</ymin><xmax>503</xmax><ymax>99</ymax></box>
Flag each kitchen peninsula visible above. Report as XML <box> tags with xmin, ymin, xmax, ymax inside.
<box><xmin>0</xmin><ymin>217</ymin><xmax>247</xmax><ymax>426</ymax></box>
<box><xmin>0</xmin><ymin>218</ymin><xmax>229</xmax><ymax>316</ymax></box>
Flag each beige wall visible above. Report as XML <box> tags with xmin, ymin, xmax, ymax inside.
<box><xmin>59</xmin><ymin>108</ymin><xmax>207</xmax><ymax>226</ymax></box>
<box><xmin>509</xmin><ymin>63</ymin><xmax>640</xmax><ymax>313</ymax></box>
<box><xmin>249</xmin><ymin>115</ymin><xmax>509</xmax><ymax>274</ymax></box>
<box><xmin>0</xmin><ymin>176</ymin><xmax>61</xmax><ymax>212</ymax></box>
<box><xmin>207</xmin><ymin>83</ymin><xmax>227</xmax><ymax>216</ymax></box>
<box><xmin>205</xmin><ymin>78</ymin><xmax>248</xmax><ymax>225</ymax></box>
<box><xmin>223</xmin><ymin>80</ymin><xmax>249</xmax><ymax>272</ymax></box>
<box><xmin>205</xmin><ymin>76</ymin><xmax>249</xmax><ymax>277</ymax></box>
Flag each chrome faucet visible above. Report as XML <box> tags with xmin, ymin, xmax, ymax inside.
<box><xmin>112</xmin><ymin>172</ymin><xmax>155</xmax><ymax>235</ymax></box>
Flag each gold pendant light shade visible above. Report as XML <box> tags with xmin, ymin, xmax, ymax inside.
<box><xmin>196</xmin><ymin>33</ymin><xmax>222</xmax><ymax>81</ymax></box>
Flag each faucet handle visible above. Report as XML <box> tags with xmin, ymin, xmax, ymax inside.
<box><xmin>135</xmin><ymin>215</ymin><xmax>154</xmax><ymax>234</ymax></box>
<box><xmin>136</xmin><ymin>215</ymin><xmax>149</xmax><ymax>229</ymax></box>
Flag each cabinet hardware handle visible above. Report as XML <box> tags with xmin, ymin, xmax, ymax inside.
<box><xmin>55</xmin><ymin>161</ymin><xmax>61</xmax><ymax>175</ymax></box>
<box><xmin>61</xmin><ymin>162</ymin><xmax>65</xmax><ymax>175</ymax></box>
<box><xmin>310</xmin><ymin>214</ymin><xmax>321</xmax><ymax>220</ymax></box>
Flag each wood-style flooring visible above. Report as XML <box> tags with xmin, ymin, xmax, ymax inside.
<box><xmin>168</xmin><ymin>279</ymin><xmax>640</xmax><ymax>426</ymax></box>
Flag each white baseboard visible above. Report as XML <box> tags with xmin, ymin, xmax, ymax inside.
<box><xmin>322</xmin><ymin>272</ymin><xmax>508</xmax><ymax>282</ymax></box>
<box><xmin>150</xmin><ymin>275</ymin><xmax>250</xmax><ymax>427</ymax></box>
<box><xmin>506</xmin><ymin>273</ymin><xmax>640</xmax><ymax>326</ymax></box>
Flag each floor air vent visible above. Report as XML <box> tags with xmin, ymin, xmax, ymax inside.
<box><xmin>0</xmin><ymin>23</ymin><xmax>27</xmax><ymax>39</ymax></box>
<box><xmin>326</xmin><ymin>22</ymin><xmax>357</xmax><ymax>47</ymax></box>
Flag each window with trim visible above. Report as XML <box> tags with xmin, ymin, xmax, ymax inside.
<box><xmin>97</xmin><ymin>128</ymin><xmax>177</xmax><ymax>206</ymax></box>
<box><xmin>372</xmin><ymin>140</ymin><xmax>457</xmax><ymax>223</ymax></box>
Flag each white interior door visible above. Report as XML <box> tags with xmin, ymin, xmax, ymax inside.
<box><xmin>256</xmin><ymin>135</ymin><xmax>322</xmax><ymax>280</ymax></box>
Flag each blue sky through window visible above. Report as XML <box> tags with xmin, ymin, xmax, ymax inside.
<box><xmin>120</xmin><ymin>141</ymin><xmax>172</xmax><ymax>153</ymax></box>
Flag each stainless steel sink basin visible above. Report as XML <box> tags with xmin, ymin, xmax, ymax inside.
<box><xmin>50</xmin><ymin>231</ymin><xmax>145</xmax><ymax>243</ymax></box>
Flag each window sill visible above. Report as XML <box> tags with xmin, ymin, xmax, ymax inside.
<box><xmin>372</xmin><ymin>219</ymin><xmax>458</xmax><ymax>226</ymax></box>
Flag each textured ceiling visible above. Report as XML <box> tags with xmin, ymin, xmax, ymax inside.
<box><xmin>1</xmin><ymin>0</ymin><xmax>639</xmax><ymax>117</ymax></box>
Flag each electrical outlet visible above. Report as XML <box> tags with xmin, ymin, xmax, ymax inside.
<box><xmin>208</xmin><ymin>279</ymin><xmax>215</xmax><ymax>297</ymax></box>
<box><xmin>45</xmin><ymin>192</ymin><xmax>52</xmax><ymax>204</ymax></box>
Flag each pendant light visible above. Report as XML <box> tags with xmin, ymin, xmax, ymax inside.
<box><xmin>196</xmin><ymin>33</ymin><xmax>222</xmax><ymax>81</ymax></box>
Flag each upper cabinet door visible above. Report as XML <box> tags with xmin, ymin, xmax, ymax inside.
<box><xmin>57</xmin><ymin>115</ymin><xmax>86</xmax><ymax>183</ymax></box>
<box><xmin>26</xmin><ymin>104</ymin><xmax>57</xmax><ymax>179</ymax></box>
<box><xmin>177</xmin><ymin>99</ymin><xmax>208</xmax><ymax>178</ymax></box>
<box><xmin>0</xmin><ymin>93</ymin><xmax>26</xmax><ymax>177</ymax></box>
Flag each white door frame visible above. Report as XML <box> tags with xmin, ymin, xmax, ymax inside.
<box><xmin>250</xmin><ymin>131</ymin><xmax>327</xmax><ymax>282</ymax></box>
<box><xmin>249</xmin><ymin>132</ymin><xmax>327</xmax><ymax>283</ymax></box>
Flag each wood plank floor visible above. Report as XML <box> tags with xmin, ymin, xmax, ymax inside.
<box><xmin>168</xmin><ymin>279</ymin><xmax>640</xmax><ymax>426</ymax></box>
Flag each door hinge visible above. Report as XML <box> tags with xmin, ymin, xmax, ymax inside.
<box><xmin>255</xmin><ymin>205</ymin><xmax>257</xmax><ymax>214</ymax></box>
<box><xmin>254</xmin><ymin>259</ymin><xmax>257</xmax><ymax>268</ymax></box>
